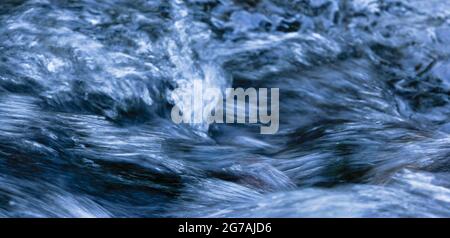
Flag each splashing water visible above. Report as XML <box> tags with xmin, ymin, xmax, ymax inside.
<box><xmin>1</xmin><ymin>0</ymin><xmax>450</xmax><ymax>217</ymax></box>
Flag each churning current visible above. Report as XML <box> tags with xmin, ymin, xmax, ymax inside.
<box><xmin>1</xmin><ymin>0</ymin><xmax>450</xmax><ymax>217</ymax></box>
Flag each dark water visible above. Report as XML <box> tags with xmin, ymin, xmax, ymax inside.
<box><xmin>1</xmin><ymin>0</ymin><xmax>450</xmax><ymax>217</ymax></box>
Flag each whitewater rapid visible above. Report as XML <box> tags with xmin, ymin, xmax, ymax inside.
<box><xmin>1</xmin><ymin>0</ymin><xmax>450</xmax><ymax>217</ymax></box>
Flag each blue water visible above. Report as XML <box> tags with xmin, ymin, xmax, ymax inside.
<box><xmin>1</xmin><ymin>0</ymin><xmax>450</xmax><ymax>217</ymax></box>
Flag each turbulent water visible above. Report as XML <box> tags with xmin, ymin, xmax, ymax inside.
<box><xmin>1</xmin><ymin>0</ymin><xmax>450</xmax><ymax>217</ymax></box>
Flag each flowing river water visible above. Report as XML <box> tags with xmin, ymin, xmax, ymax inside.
<box><xmin>1</xmin><ymin>0</ymin><xmax>450</xmax><ymax>217</ymax></box>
